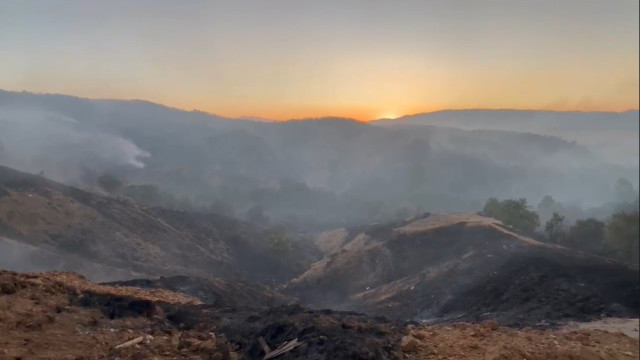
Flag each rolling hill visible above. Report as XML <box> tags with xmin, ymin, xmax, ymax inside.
<box><xmin>287</xmin><ymin>213</ymin><xmax>639</xmax><ymax>326</ymax></box>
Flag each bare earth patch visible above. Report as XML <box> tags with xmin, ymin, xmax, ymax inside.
<box><xmin>402</xmin><ymin>321</ymin><xmax>639</xmax><ymax>360</ymax></box>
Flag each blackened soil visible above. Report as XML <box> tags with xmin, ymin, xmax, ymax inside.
<box><xmin>164</xmin><ymin>305</ymin><xmax>404</xmax><ymax>360</ymax></box>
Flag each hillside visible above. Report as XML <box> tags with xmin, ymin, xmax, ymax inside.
<box><xmin>0</xmin><ymin>165</ymin><xmax>313</xmax><ymax>283</ymax></box>
<box><xmin>287</xmin><ymin>214</ymin><xmax>639</xmax><ymax>326</ymax></box>
<box><xmin>2</xmin><ymin>90</ymin><xmax>636</xmax><ymax>225</ymax></box>
<box><xmin>374</xmin><ymin>109</ymin><xmax>640</xmax><ymax>168</ymax></box>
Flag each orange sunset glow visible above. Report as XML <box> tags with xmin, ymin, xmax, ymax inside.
<box><xmin>1</xmin><ymin>1</ymin><xmax>638</xmax><ymax>120</ymax></box>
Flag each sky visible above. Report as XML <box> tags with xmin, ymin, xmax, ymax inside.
<box><xmin>1</xmin><ymin>0</ymin><xmax>638</xmax><ymax>121</ymax></box>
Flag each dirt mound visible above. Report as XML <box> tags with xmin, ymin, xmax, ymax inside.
<box><xmin>287</xmin><ymin>214</ymin><xmax>639</xmax><ymax>326</ymax></box>
<box><xmin>0</xmin><ymin>165</ymin><xmax>310</xmax><ymax>283</ymax></box>
<box><xmin>106</xmin><ymin>275</ymin><xmax>292</xmax><ymax>308</ymax></box>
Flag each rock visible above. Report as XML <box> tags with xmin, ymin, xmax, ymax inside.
<box><xmin>401</xmin><ymin>335</ymin><xmax>420</xmax><ymax>353</ymax></box>
<box><xmin>481</xmin><ymin>320</ymin><xmax>500</xmax><ymax>331</ymax></box>
<box><xmin>412</xmin><ymin>331</ymin><xmax>428</xmax><ymax>340</ymax></box>
<box><xmin>192</xmin><ymin>340</ymin><xmax>216</xmax><ymax>353</ymax></box>
<box><xmin>178</xmin><ymin>338</ymin><xmax>201</xmax><ymax>350</ymax></box>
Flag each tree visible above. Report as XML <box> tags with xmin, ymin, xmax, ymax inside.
<box><xmin>563</xmin><ymin>218</ymin><xmax>605</xmax><ymax>254</ymax></box>
<box><xmin>266</xmin><ymin>234</ymin><xmax>291</xmax><ymax>260</ymax></box>
<box><xmin>603</xmin><ymin>211</ymin><xmax>639</xmax><ymax>265</ymax></box>
<box><xmin>537</xmin><ymin>195</ymin><xmax>556</xmax><ymax>212</ymax></box>
<box><xmin>537</xmin><ymin>195</ymin><xmax>558</xmax><ymax>223</ymax></box>
<box><xmin>246</xmin><ymin>205</ymin><xmax>268</xmax><ymax>225</ymax></box>
<box><xmin>544</xmin><ymin>212</ymin><xmax>565</xmax><ymax>244</ymax></box>
<box><xmin>482</xmin><ymin>198</ymin><xmax>540</xmax><ymax>234</ymax></box>
<box><xmin>97</xmin><ymin>173</ymin><xmax>123</xmax><ymax>194</ymax></box>
<box><xmin>482</xmin><ymin>198</ymin><xmax>501</xmax><ymax>215</ymax></box>
<box><xmin>614</xmin><ymin>178</ymin><xmax>637</xmax><ymax>204</ymax></box>
<box><xmin>122</xmin><ymin>184</ymin><xmax>163</xmax><ymax>206</ymax></box>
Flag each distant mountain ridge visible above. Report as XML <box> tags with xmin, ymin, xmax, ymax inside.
<box><xmin>1</xmin><ymin>90</ymin><xmax>637</xmax><ymax>223</ymax></box>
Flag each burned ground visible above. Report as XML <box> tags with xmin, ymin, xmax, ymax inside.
<box><xmin>1</xmin><ymin>270</ymin><xmax>637</xmax><ymax>360</ymax></box>
<box><xmin>288</xmin><ymin>214</ymin><xmax>639</xmax><ymax>327</ymax></box>
<box><xmin>0</xmin><ymin>270</ymin><xmax>405</xmax><ymax>360</ymax></box>
<box><xmin>106</xmin><ymin>275</ymin><xmax>293</xmax><ymax>309</ymax></box>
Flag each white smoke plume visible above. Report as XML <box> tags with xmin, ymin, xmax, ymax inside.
<box><xmin>0</xmin><ymin>108</ymin><xmax>150</xmax><ymax>182</ymax></box>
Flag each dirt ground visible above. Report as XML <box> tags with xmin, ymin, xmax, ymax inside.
<box><xmin>561</xmin><ymin>318</ymin><xmax>639</xmax><ymax>340</ymax></box>
<box><xmin>2</xmin><ymin>270</ymin><xmax>639</xmax><ymax>360</ymax></box>
<box><xmin>401</xmin><ymin>321</ymin><xmax>639</xmax><ymax>360</ymax></box>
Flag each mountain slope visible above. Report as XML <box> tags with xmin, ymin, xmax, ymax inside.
<box><xmin>0</xmin><ymin>165</ymin><xmax>308</xmax><ymax>282</ymax></box>
<box><xmin>287</xmin><ymin>214</ymin><xmax>639</xmax><ymax>326</ymax></box>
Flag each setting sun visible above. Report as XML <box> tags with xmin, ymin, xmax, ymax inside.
<box><xmin>377</xmin><ymin>112</ymin><xmax>399</xmax><ymax>120</ymax></box>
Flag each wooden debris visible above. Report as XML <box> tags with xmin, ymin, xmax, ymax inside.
<box><xmin>258</xmin><ymin>336</ymin><xmax>272</xmax><ymax>354</ymax></box>
<box><xmin>263</xmin><ymin>337</ymin><xmax>303</xmax><ymax>360</ymax></box>
<box><xmin>113</xmin><ymin>335</ymin><xmax>153</xmax><ymax>350</ymax></box>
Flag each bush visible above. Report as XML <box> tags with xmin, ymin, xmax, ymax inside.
<box><xmin>604</xmin><ymin>211</ymin><xmax>639</xmax><ymax>265</ymax></box>
<box><xmin>563</xmin><ymin>218</ymin><xmax>605</xmax><ymax>254</ymax></box>
<box><xmin>482</xmin><ymin>198</ymin><xmax>540</xmax><ymax>234</ymax></box>
<box><xmin>544</xmin><ymin>212</ymin><xmax>565</xmax><ymax>244</ymax></box>
<box><xmin>266</xmin><ymin>234</ymin><xmax>291</xmax><ymax>260</ymax></box>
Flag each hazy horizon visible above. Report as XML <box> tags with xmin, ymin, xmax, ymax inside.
<box><xmin>1</xmin><ymin>89</ymin><xmax>638</xmax><ymax>123</ymax></box>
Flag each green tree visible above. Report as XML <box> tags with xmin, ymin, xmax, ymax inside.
<box><xmin>266</xmin><ymin>234</ymin><xmax>291</xmax><ymax>260</ymax></box>
<box><xmin>544</xmin><ymin>212</ymin><xmax>565</xmax><ymax>244</ymax></box>
<box><xmin>482</xmin><ymin>198</ymin><xmax>540</xmax><ymax>234</ymax></box>
<box><xmin>483</xmin><ymin>198</ymin><xmax>502</xmax><ymax>218</ymax></box>
<box><xmin>604</xmin><ymin>211</ymin><xmax>639</xmax><ymax>265</ymax></box>
<box><xmin>563</xmin><ymin>218</ymin><xmax>605</xmax><ymax>254</ymax></box>
<box><xmin>97</xmin><ymin>173</ymin><xmax>123</xmax><ymax>194</ymax></box>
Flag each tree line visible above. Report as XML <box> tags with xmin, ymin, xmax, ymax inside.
<box><xmin>481</xmin><ymin>186</ymin><xmax>639</xmax><ymax>266</ymax></box>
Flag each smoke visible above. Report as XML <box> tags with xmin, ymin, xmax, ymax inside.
<box><xmin>0</xmin><ymin>236</ymin><xmax>141</xmax><ymax>282</ymax></box>
<box><xmin>0</xmin><ymin>108</ymin><xmax>150</xmax><ymax>182</ymax></box>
